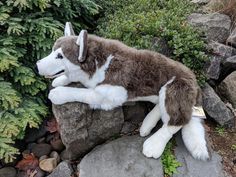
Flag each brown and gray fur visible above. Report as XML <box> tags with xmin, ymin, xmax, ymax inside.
<box><xmin>53</xmin><ymin>35</ymin><xmax>200</xmax><ymax>126</ymax></box>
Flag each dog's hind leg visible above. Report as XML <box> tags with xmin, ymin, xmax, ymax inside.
<box><xmin>142</xmin><ymin>77</ymin><xmax>182</xmax><ymax>158</ymax></box>
<box><xmin>182</xmin><ymin>117</ymin><xmax>209</xmax><ymax>160</ymax></box>
<box><xmin>140</xmin><ymin>104</ymin><xmax>161</xmax><ymax>137</ymax></box>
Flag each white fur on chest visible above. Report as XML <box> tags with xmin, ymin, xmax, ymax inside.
<box><xmin>67</xmin><ymin>55</ymin><xmax>113</xmax><ymax>88</ymax></box>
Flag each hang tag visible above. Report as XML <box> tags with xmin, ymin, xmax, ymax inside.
<box><xmin>192</xmin><ymin>106</ymin><xmax>206</xmax><ymax>119</ymax></box>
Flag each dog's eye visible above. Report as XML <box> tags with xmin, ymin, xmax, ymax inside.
<box><xmin>56</xmin><ymin>53</ymin><xmax>63</xmax><ymax>59</ymax></box>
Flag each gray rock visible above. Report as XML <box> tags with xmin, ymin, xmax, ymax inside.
<box><xmin>78</xmin><ymin>135</ymin><xmax>163</xmax><ymax>177</ymax></box>
<box><xmin>123</xmin><ymin>102</ymin><xmax>148</xmax><ymax>125</ymax></box>
<box><xmin>188</xmin><ymin>13</ymin><xmax>231</xmax><ymax>43</ymax></box>
<box><xmin>202</xmin><ymin>83</ymin><xmax>235</xmax><ymax>127</ymax></box>
<box><xmin>208</xmin><ymin>42</ymin><xmax>236</xmax><ymax>59</ymax></box>
<box><xmin>0</xmin><ymin>167</ymin><xmax>17</xmax><ymax>177</ymax></box>
<box><xmin>222</xmin><ymin>55</ymin><xmax>236</xmax><ymax>69</ymax></box>
<box><xmin>219</xmin><ymin>55</ymin><xmax>236</xmax><ymax>81</ymax></box>
<box><xmin>217</xmin><ymin>71</ymin><xmax>236</xmax><ymax>108</ymax></box>
<box><xmin>47</xmin><ymin>161</ymin><xmax>73</xmax><ymax>177</ymax></box>
<box><xmin>32</xmin><ymin>143</ymin><xmax>52</xmax><ymax>158</ymax></box>
<box><xmin>226</xmin><ymin>27</ymin><xmax>236</xmax><ymax>47</ymax></box>
<box><xmin>204</xmin><ymin>56</ymin><xmax>222</xmax><ymax>80</ymax></box>
<box><xmin>53</xmin><ymin>102</ymin><xmax>124</xmax><ymax>160</ymax></box>
<box><xmin>151</xmin><ymin>37</ymin><xmax>172</xmax><ymax>57</ymax></box>
<box><xmin>173</xmin><ymin>135</ymin><xmax>225</xmax><ymax>177</ymax></box>
<box><xmin>121</xmin><ymin>122</ymin><xmax>137</xmax><ymax>134</ymax></box>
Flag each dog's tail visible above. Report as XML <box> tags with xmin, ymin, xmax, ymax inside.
<box><xmin>181</xmin><ymin>117</ymin><xmax>209</xmax><ymax>160</ymax></box>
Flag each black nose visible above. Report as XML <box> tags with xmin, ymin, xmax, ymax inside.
<box><xmin>34</xmin><ymin>65</ymin><xmax>38</xmax><ymax>73</ymax></box>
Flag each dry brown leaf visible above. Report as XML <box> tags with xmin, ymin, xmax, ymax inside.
<box><xmin>46</xmin><ymin>118</ymin><xmax>59</xmax><ymax>133</ymax></box>
<box><xmin>16</xmin><ymin>153</ymin><xmax>39</xmax><ymax>171</ymax></box>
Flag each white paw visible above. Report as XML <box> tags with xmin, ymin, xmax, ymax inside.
<box><xmin>140</xmin><ymin>124</ymin><xmax>152</xmax><ymax>137</ymax></box>
<box><xmin>52</xmin><ymin>75</ymin><xmax>70</xmax><ymax>87</ymax></box>
<box><xmin>190</xmin><ymin>145</ymin><xmax>209</xmax><ymax>161</ymax></box>
<box><xmin>52</xmin><ymin>79</ymin><xmax>64</xmax><ymax>87</ymax></box>
<box><xmin>48</xmin><ymin>87</ymin><xmax>70</xmax><ymax>105</ymax></box>
<box><xmin>142</xmin><ymin>136</ymin><xmax>166</xmax><ymax>159</ymax></box>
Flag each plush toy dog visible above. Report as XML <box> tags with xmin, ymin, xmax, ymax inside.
<box><xmin>37</xmin><ymin>22</ymin><xmax>209</xmax><ymax>160</ymax></box>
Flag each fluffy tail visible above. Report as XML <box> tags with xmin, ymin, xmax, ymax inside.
<box><xmin>181</xmin><ymin>117</ymin><xmax>209</xmax><ymax>161</ymax></box>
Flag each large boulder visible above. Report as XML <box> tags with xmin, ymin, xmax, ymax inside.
<box><xmin>217</xmin><ymin>71</ymin><xmax>236</xmax><ymax>108</ymax></box>
<box><xmin>202</xmin><ymin>83</ymin><xmax>235</xmax><ymax>127</ymax></box>
<box><xmin>173</xmin><ymin>135</ymin><xmax>225</xmax><ymax>177</ymax></box>
<box><xmin>188</xmin><ymin>13</ymin><xmax>231</xmax><ymax>43</ymax></box>
<box><xmin>78</xmin><ymin>135</ymin><xmax>163</xmax><ymax>177</ymax></box>
<box><xmin>53</xmin><ymin>102</ymin><xmax>124</xmax><ymax>160</ymax></box>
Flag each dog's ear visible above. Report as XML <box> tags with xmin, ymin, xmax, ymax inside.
<box><xmin>76</xmin><ymin>30</ymin><xmax>88</xmax><ymax>62</ymax></box>
<box><xmin>64</xmin><ymin>22</ymin><xmax>75</xmax><ymax>36</ymax></box>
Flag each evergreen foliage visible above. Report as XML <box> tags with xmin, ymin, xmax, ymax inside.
<box><xmin>0</xmin><ymin>0</ymin><xmax>99</xmax><ymax>162</ymax></box>
<box><xmin>96</xmin><ymin>0</ymin><xmax>209</xmax><ymax>84</ymax></box>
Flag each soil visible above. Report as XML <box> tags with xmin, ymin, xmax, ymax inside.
<box><xmin>205</xmin><ymin>119</ymin><xmax>236</xmax><ymax>177</ymax></box>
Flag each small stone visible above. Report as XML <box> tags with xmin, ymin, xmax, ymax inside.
<box><xmin>22</xmin><ymin>149</ymin><xmax>30</xmax><ymax>157</ymax></box>
<box><xmin>188</xmin><ymin>13</ymin><xmax>231</xmax><ymax>43</ymax></box>
<box><xmin>47</xmin><ymin>161</ymin><xmax>73</xmax><ymax>177</ymax></box>
<box><xmin>34</xmin><ymin>167</ymin><xmax>45</xmax><ymax>177</ymax></box>
<box><xmin>50</xmin><ymin>151</ymin><xmax>60</xmax><ymax>163</ymax></box>
<box><xmin>208</xmin><ymin>42</ymin><xmax>236</xmax><ymax>59</ymax></box>
<box><xmin>226</xmin><ymin>27</ymin><xmax>236</xmax><ymax>48</ymax></box>
<box><xmin>0</xmin><ymin>167</ymin><xmax>17</xmax><ymax>177</ymax></box>
<box><xmin>50</xmin><ymin>139</ymin><xmax>65</xmax><ymax>152</ymax></box>
<box><xmin>32</xmin><ymin>143</ymin><xmax>52</xmax><ymax>158</ymax></box>
<box><xmin>202</xmin><ymin>83</ymin><xmax>235</xmax><ymax>127</ymax></box>
<box><xmin>46</xmin><ymin>134</ymin><xmax>54</xmax><ymax>143</ymax></box>
<box><xmin>39</xmin><ymin>155</ymin><xmax>48</xmax><ymax>162</ymax></box>
<box><xmin>37</xmin><ymin>137</ymin><xmax>46</xmax><ymax>144</ymax></box>
<box><xmin>60</xmin><ymin>150</ymin><xmax>70</xmax><ymax>161</ymax></box>
<box><xmin>27</xmin><ymin>143</ymin><xmax>37</xmax><ymax>151</ymax></box>
<box><xmin>217</xmin><ymin>71</ymin><xmax>236</xmax><ymax>108</ymax></box>
<box><xmin>39</xmin><ymin>158</ymin><xmax>57</xmax><ymax>172</ymax></box>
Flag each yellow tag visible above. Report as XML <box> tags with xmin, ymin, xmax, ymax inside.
<box><xmin>192</xmin><ymin>106</ymin><xmax>206</xmax><ymax>119</ymax></box>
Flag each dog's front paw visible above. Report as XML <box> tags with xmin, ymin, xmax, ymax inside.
<box><xmin>48</xmin><ymin>86</ymin><xmax>70</xmax><ymax>105</ymax></box>
<box><xmin>142</xmin><ymin>136</ymin><xmax>166</xmax><ymax>159</ymax></box>
<box><xmin>52</xmin><ymin>75</ymin><xmax>70</xmax><ymax>87</ymax></box>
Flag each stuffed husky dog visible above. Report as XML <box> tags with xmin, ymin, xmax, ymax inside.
<box><xmin>37</xmin><ymin>22</ymin><xmax>209</xmax><ymax>160</ymax></box>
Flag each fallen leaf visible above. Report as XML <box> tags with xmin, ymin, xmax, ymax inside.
<box><xmin>46</xmin><ymin>118</ymin><xmax>59</xmax><ymax>133</ymax></box>
<box><xmin>16</xmin><ymin>153</ymin><xmax>39</xmax><ymax>171</ymax></box>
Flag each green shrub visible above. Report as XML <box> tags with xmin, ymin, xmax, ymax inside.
<box><xmin>161</xmin><ymin>141</ymin><xmax>181</xmax><ymax>176</ymax></box>
<box><xmin>96</xmin><ymin>0</ymin><xmax>208</xmax><ymax>84</ymax></box>
<box><xmin>0</xmin><ymin>0</ymin><xmax>99</xmax><ymax>163</ymax></box>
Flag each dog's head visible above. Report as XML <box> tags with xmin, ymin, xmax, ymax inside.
<box><xmin>36</xmin><ymin>22</ymin><xmax>88</xmax><ymax>78</ymax></box>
